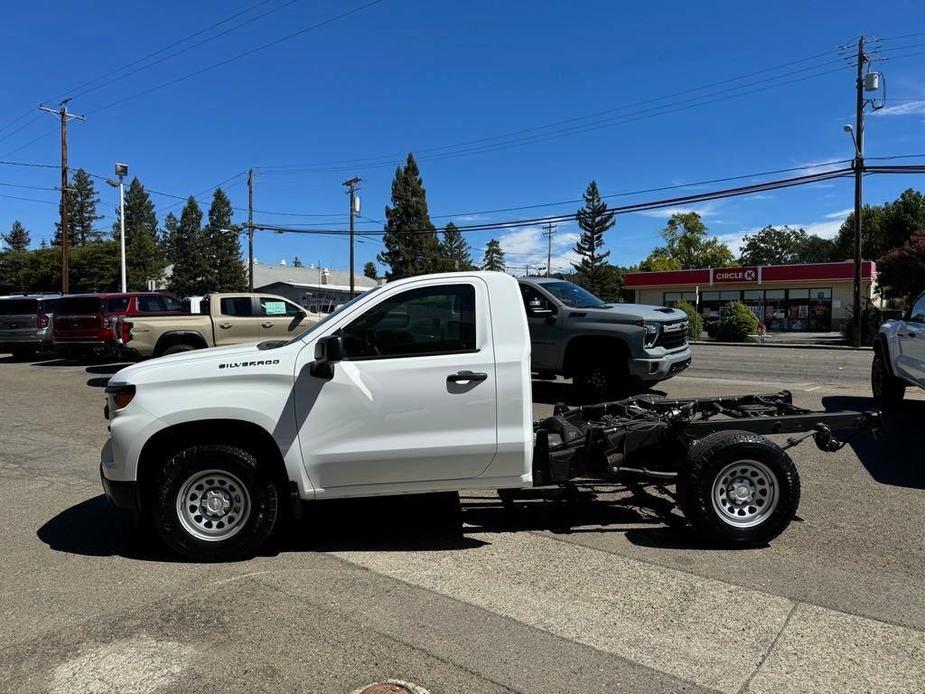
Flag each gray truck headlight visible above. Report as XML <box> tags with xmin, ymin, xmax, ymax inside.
<box><xmin>643</xmin><ymin>322</ymin><xmax>660</xmax><ymax>347</ymax></box>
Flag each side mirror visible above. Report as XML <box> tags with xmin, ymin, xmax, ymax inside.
<box><xmin>310</xmin><ymin>335</ymin><xmax>344</xmax><ymax>380</ymax></box>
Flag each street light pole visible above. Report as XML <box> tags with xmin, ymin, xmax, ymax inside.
<box><xmin>342</xmin><ymin>177</ymin><xmax>361</xmax><ymax>299</ymax></box>
<box><xmin>107</xmin><ymin>163</ymin><xmax>129</xmax><ymax>292</ymax></box>
<box><xmin>851</xmin><ymin>36</ymin><xmax>866</xmax><ymax>349</ymax></box>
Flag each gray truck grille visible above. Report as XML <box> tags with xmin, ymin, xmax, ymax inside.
<box><xmin>656</xmin><ymin>322</ymin><xmax>688</xmax><ymax>350</ymax></box>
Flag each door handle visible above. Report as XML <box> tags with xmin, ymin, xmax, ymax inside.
<box><xmin>261</xmin><ymin>322</ymin><xmax>273</xmax><ymax>328</ymax></box>
<box><xmin>447</xmin><ymin>370</ymin><xmax>488</xmax><ymax>383</ymax></box>
<box><xmin>219</xmin><ymin>322</ymin><xmax>232</xmax><ymax>329</ymax></box>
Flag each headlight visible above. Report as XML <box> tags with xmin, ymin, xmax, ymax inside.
<box><xmin>105</xmin><ymin>383</ymin><xmax>136</xmax><ymax>411</ymax></box>
<box><xmin>643</xmin><ymin>322</ymin><xmax>660</xmax><ymax>347</ymax></box>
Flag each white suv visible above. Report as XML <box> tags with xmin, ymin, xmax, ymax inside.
<box><xmin>872</xmin><ymin>290</ymin><xmax>925</xmax><ymax>405</ymax></box>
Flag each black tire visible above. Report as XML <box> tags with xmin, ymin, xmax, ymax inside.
<box><xmin>152</xmin><ymin>444</ymin><xmax>280</xmax><ymax>561</ymax></box>
<box><xmin>574</xmin><ymin>358</ymin><xmax>628</xmax><ymax>401</ymax></box>
<box><xmin>11</xmin><ymin>346</ymin><xmax>36</xmax><ymax>361</ymax></box>
<box><xmin>871</xmin><ymin>349</ymin><xmax>905</xmax><ymax>407</ymax></box>
<box><xmin>676</xmin><ymin>430</ymin><xmax>800</xmax><ymax>547</ymax></box>
<box><xmin>162</xmin><ymin>343</ymin><xmax>197</xmax><ymax>356</ymax></box>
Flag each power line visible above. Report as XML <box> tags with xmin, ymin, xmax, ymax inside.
<box><xmin>0</xmin><ymin>181</ymin><xmax>58</xmax><ymax>191</ymax></box>
<box><xmin>0</xmin><ymin>159</ymin><xmax>58</xmax><ymax>169</ymax></box>
<box><xmin>0</xmin><ymin>192</ymin><xmax>58</xmax><ymax>204</ymax></box>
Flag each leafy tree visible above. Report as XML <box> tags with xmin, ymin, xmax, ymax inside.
<box><xmin>571</xmin><ymin>181</ymin><xmax>615</xmax><ymax>295</ymax></box>
<box><xmin>877</xmin><ymin>231</ymin><xmax>925</xmax><ymax>299</ymax></box>
<box><xmin>2</xmin><ymin>220</ymin><xmax>31</xmax><ymax>251</ymax></box>
<box><xmin>204</xmin><ymin>188</ymin><xmax>246</xmax><ymax>291</ymax></box>
<box><xmin>482</xmin><ymin>238</ymin><xmax>505</xmax><ymax>271</ymax></box>
<box><xmin>739</xmin><ymin>225</ymin><xmax>835</xmax><ymax>266</ymax></box>
<box><xmin>292</xmin><ymin>256</ymin><xmax>304</xmax><ymax>268</ymax></box>
<box><xmin>55</xmin><ymin>168</ymin><xmax>103</xmax><ymax>246</ymax></box>
<box><xmin>168</xmin><ymin>197</ymin><xmax>208</xmax><ymax>297</ymax></box>
<box><xmin>377</xmin><ymin>153</ymin><xmax>442</xmax><ymax>279</ymax></box>
<box><xmin>114</xmin><ymin>178</ymin><xmax>164</xmax><ymax>289</ymax></box>
<box><xmin>832</xmin><ymin>189</ymin><xmax>925</xmax><ymax>261</ymax></box>
<box><xmin>0</xmin><ymin>251</ymin><xmax>30</xmax><ymax>293</ymax></box>
<box><xmin>440</xmin><ymin>221</ymin><xmax>475</xmax><ymax>271</ymax></box>
<box><xmin>363</xmin><ymin>261</ymin><xmax>377</xmax><ymax>279</ymax></box>
<box><xmin>640</xmin><ymin>212</ymin><xmax>734</xmax><ymax>270</ymax></box>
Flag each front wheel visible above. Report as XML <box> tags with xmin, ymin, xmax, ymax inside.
<box><xmin>871</xmin><ymin>349</ymin><xmax>905</xmax><ymax>407</ymax></box>
<box><xmin>153</xmin><ymin>444</ymin><xmax>280</xmax><ymax>561</ymax></box>
<box><xmin>162</xmin><ymin>343</ymin><xmax>197</xmax><ymax>356</ymax></box>
<box><xmin>574</xmin><ymin>360</ymin><xmax>627</xmax><ymax>401</ymax></box>
<box><xmin>677</xmin><ymin>431</ymin><xmax>800</xmax><ymax>547</ymax></box>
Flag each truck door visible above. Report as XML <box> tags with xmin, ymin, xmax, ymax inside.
<box><xmin>293</xmin><ymin>278</ymin><xmax>498</xmax><ymax>491</ymax></box>
<box><xmin>257</xmin><ymin>296</ymin><xmax>309</xmax><ymax>340</ymax></box>
<box><xmin>896</xmin><ymin>292</ymin><xmax>925</xmax><ymax>384</ymax></box>
<box><xmin>214</xmin><ymin>296</ymin><xmax>259</xmax><ymax>345</ymax></box>
<box><xmin>520</xmin><ymin>284</ymin><xmax>561</xmax><ymax>370</ymax></box>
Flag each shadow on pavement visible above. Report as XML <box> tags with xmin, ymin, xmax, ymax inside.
<box><xmin>86</xmin><ymin>363</ymin><xmax>132</xmax><ymax>375</ymax></box>
<box><xmin>86</xmin><ymin>377</ymin><xmax>112</xmax><ymax>388</ymax></box>
<box><xmin>822</xmin><ymin>395</ymin><xmax>925</xmax><ymax>490</ymax></box>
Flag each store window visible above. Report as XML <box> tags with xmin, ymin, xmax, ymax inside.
<box><xmin>663</xmin><ymin>291</ymin><xmax>697</xmax><ymax>307</ymax></box>
<box><xmin>806</xmin><ymin>288</ymin><xmax>832</xmax><ymax>331</ymax></box>
<box><xmin>763</xmin><ymin>290</ymin><xmax>787</xmax><ymax>331</ymax></box>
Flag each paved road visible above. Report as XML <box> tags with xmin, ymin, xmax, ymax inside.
<box><xmin>0</xmin><ymin>346</ymin><xmax>923</xmax><ymax>693</ymax></box>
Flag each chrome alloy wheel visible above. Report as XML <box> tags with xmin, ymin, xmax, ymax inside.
<box><xmin>711</xmin><ymin>459</ymin><xmax>779</xmax><ymax>528</ymax></box>
<box><xmin>176</xmin><ymin>469</ymin><xmax>251</xmax><ymax>542</ymax></box>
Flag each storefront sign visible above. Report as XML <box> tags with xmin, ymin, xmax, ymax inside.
<box><xmin>713</xmin><ymin>267</ymin><xmax>758</xmax><ymax>283</ymax></box>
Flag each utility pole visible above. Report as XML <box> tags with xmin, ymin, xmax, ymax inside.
<box><xmin>247</xmin><ymin>169</ymin><xmax>254</xmax><ymax>292</ymax></box>
<box><xmin>39</xmin><ymin>99</ymin><xmax>84</xmax><ymax>294</ymax></box>
<box><xmin>542</xmin><ymin>222</ymin><xmax>556</xmax><ymax>277</ymax></box>
<box><xmin>851</xmin><ymin>36</ymin><xmax>867</xmax><ymax>349</ymax></box>
<box><xmin>342</xmin><ymin>176</ymin><xmax>361</xmax><ymax>299</ymax></box>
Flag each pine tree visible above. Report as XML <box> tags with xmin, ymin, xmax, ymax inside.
<box><xmin>363</xmin><ymin>261</ymin><xmax>377</xmax><ymax>279</ymax></box>
<box><xmin>482</xmin><ymin>238</ymin><xmax>505</xmax><ymax>271</ymax></box>
<box><xmin>204</xmin><ymin>188</ymin><xmax>246</xmax><ymax>291</ymax></box>
<box><xmin>292</xmin><ymin>256</ymin><xmax>304</xmax><ymax>267</ymax></box>
<box><xmin>168</xmin><ymin>197</ymin><xmax>208</xmax><ymax>297</ymax></box>
<box><xmin>113</xmin><ymin>178</ymin><xmax>164</xmax><ymax>289</ymax></box>
<box><xmin>54</xmin><ymin>169</ymin><xmax>103</xmax><ymax>245</ymax></box>
<box><xmin>440</xmin><ymin>221</ymin><xmax>475</xmax><ymax>270</ymax></box>
<box><xmin>377</xmin><ymin>153</ymin><xmax>442</xmax><ymax>279</ymax></box>
<box><xmin>161</xmin><ymin>212</ymin><xmax>180</xmax><ymax>264</ymax></box>
<box><xmin>571</xmin><ymin>181</ymin><xmax>616</xmax><ymax>296</ymax></box>
<box><xmin>2</xmin><ymin>220</ymin><xmax>31</xmax><ymax>250</ymax></box>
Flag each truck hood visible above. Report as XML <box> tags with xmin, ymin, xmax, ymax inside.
<box><xmin>574</xmin><ymin>303</ymin><xmax>687</xmax><ymax>323</ymax></box>
<box><xmin>110</xmin><ymin>341</ymin><xmax>291</xmax><ymax>386</ymax></box>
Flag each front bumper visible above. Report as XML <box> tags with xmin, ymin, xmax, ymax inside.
<box><xmin>100</xmin><ymin>465</ymin><xmax>139</xmax><ymax>510</ymax></box>
<box><xmin>628</xmin><ymin>347</ymin><xmax>692</xmax><ymax>382</ymax></box>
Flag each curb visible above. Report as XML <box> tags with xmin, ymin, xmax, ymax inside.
<box><xmin>690</xmin><ymin>340</ymin><xmax>872</xmax><ymax>351</ymax></box>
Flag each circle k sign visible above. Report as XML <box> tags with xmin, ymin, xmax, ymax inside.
<box><xmin>713</xmin><ymin>267</ymin><xmax>757</xmax><ymax>283</ymax></box>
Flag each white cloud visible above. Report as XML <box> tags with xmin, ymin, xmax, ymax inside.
<box><xmin>719</xmin><ymin>211</ymin><xmax>851</xmax><ymax>257</ymax></box>
<box><xmin>824</xmin><ymin>208</ymin><xmax>854</xmax><ymax>219</ymax></box>
<box><xmin>797</xmin><ymin>158</ymin><xmax>849</xmax><ymax>176</ymax></box>
<box><xmin>870</xmin><ymin>100</ymin><xmax>925</xmax><ymax>117</ymax></box>
<box><xmin>632</xmin><ymin>201</ymin><xmax>721</xmax><ymax>219</ymax></box>
<box><xmin>495</xmin><ymin>225</ymin><xmax>582</xmax><ymax>274</ymax></box>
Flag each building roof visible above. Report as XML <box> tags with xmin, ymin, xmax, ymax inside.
<box><xmin>252</xmin><ymin>262</ymin><xmax>378</xmax><ymax>290</ymax></box>
<box><xmin>625</xmin><ymin>261</ymin><xmax>875</xmax><ymax>288</ymax></box>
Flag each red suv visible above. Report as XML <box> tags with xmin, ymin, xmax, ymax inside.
<box><xmin>53</xmin><ymin>293</ymin><xmax>185</xmax><ymax>357</ymax></box>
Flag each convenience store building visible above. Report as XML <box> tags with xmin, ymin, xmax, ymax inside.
<box><xmin>624</xmin><ymin>261</ymin><xmax>876</xmax><ymax>332</ymax></box>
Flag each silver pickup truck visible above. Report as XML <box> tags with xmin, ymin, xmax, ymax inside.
<box><xmin>518</xmin><ymin>278</ymin><xmax>691</xmax><ymax>397</ymax></box>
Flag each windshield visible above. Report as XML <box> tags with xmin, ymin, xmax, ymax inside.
<box><xmin>287</xmin><ymin>287</ymin><xmax>380</xmax><ymax>344</ymax></box>
<box><xmin>541</xmin><ymin>281</ymin><xmax>607</xmax><ymax>308</ymax></box>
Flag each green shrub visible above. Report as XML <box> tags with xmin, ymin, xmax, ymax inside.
<box><xmin>715</xmin><ymin>300</ymin><xmax>759</xmax><ymax>342</ymax></box>
<box><xmin>674</xmin><ymin>300</ymin><xmax>704</xmax><ymax>340</ymax></box>
<box><xmin>842</xmin><ymin>300</ymin><xmax>884</xmax><ymax>346</ymax></box>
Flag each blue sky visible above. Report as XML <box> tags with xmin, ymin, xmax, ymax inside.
<box><xmin>2</xmin><ymin>0</ymin><xmax>925</xmax><ymax>275</ymax></box>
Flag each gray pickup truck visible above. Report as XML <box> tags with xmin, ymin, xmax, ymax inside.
<box><xmin>518</xmin><ymin>278</ymin><xmax>691</xmax><ymax>397</ymax></box>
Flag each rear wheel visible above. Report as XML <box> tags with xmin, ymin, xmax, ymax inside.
<box><xmin>162</xmin><ymin>343</ymin><xmax>197</xmax><ymax>356</ymax></box>
<box><xmin>152</xmin><ymin>444</ymin><xmax>280</xmax><ymax>561</ymax></box>
<box><xmin>677</xmin><ymin>431</ymin><xmax>800</xmax><ymax>547</ymax></box>
<box><xmin>871</xmin><ymin>349</ymin><xmax>905</xmax><ymax>407</ymax></box>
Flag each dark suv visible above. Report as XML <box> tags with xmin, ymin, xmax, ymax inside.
<box><xmin>0</xmin><ymin>295</ymin><xmax>60</xmax><ymax>359</ymax></box>
<box><xmin>53</xmin><ymin>292</ymin><xmax>185</xmax><ymax>357</ymax></box>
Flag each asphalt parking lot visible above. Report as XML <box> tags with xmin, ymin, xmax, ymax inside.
<box><xmin>0</xmin><ymin>345</ymin><xmax>923</xmax><ymax>693</ymax></box>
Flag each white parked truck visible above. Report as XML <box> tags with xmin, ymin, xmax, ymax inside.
<box><xmin>101</xmin><ymin>272</ymin><xmax>879</xmax><ymax>560</ymax></box>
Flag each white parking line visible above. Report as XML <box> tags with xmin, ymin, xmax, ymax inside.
<box><xmin>332</xmin><ymin>531</ymin><xmax>925</xmax><ymax>693</ymax></box>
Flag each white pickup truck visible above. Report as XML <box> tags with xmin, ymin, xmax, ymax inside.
<box><xmin>871</xmin><ymin>289</ymin><xmax>925</xmax><ymax>405</ymax></box>
<box><xmin>101</xmin><ymin>272</ymin><xmax>879</xmax><ymax>560</ymax></box>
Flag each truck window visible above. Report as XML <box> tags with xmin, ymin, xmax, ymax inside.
<box><xmin>541</xmin><ymin>281</ymin><xmax>606</xmax><ymax>309</ymax></box>
<box><xmin>106</xmin><ymin>297</ymin><xmax>130</xmax><ymax>313</ymax></box>
<box><xmin>220</xmin><ymin>297</ymin><xmax>254</xmax><ymax>317</ymax></box>
<box><xmin>0</xmin><ymin>299</ymin><xmax>38</xmax><ymax>315</ymax></box>
<box><xmin>259</xmin><ymin>297</ymin><xmax>302</xmax><ymax>317</ymax></box>
<box><xmin>910</xmin><ymin>293</ymin><xmax>925</xmax><ymax>323</ymax></box>
<box><xmin>341</xmin><ymin>284</ymin><xmax>476</xmax><ymax>359</ymax></box>
<box><xmin>56</xmin><ymin>297</ymin><xmax>103</xmax><ymax>315</ymax></box>
<box><xmin>520</xmin><ymin>285</ymin><xmax>551</xmax><ymax>313</ymax></box>
<box><xmin>136</xmin><ymin>295</ymin><xmax>184</xmax><ymax>313</ymax></box>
